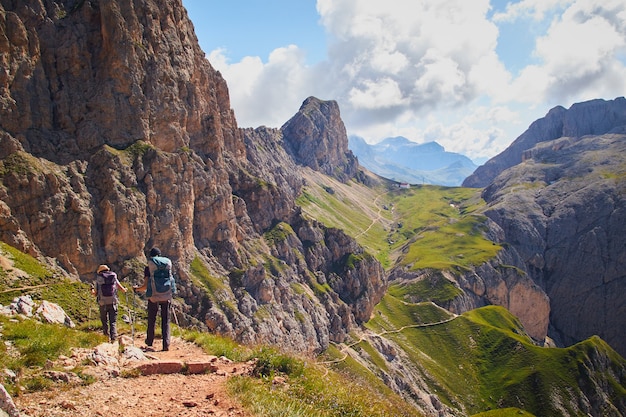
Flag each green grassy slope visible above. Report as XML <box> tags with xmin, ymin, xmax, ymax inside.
<box><xmin>296</xmin><ymin>173</ymin><xmax>626</xmax><ymax>416</ymax></box>
<box><xmin>363</xmin><ymin>297</ymin><xmax>626</xmax><ymax>416</ymax></box>
<box><xmin>297</xmin><ymin>171</ymin><xmax>501</xmax><ymax>271</ymax></box>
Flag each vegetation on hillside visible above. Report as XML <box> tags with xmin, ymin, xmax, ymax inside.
<box><xmin>364</xmin><ymin>299</ymin><xmax>626</xmax><ymax>416</ymax></box>
<box><xmin>296</xmin><ymin>174</ymin><xmax>626</xmax><ymax>416</ymax></box>
<box><xmin>296</xmin><ymin>173</ymin><xmax>501</xmax><ymax>271</ymax></box>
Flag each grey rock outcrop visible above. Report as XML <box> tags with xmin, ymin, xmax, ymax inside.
<box><xmin>0</xmin><ymin>383</ymin><xmax>19</xmax><ymax>417</ymax></box>
<box><xmin>281</xmin><ymin>97</ymin><xmax>359</xmax><ymax>183</ymax></box>
<box><xmin>481</xmin><ymin>132</ymin><xmax>626</xmax><ymax>356</ymax></box>
<box><xmin>463</xmin><ymin>97</ymin><xmax>626</xmax><ymax>188</ymax></box>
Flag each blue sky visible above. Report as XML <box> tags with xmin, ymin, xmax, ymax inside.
<box><xmin>182</xmin><ymin>0</ymin><xmax>626</xmax><ymax>163</ymax></box>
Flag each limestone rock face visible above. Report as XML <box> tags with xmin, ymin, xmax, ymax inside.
<box><xmin>281</xmin><ymin>97</ymin><xmax>359</xmax><ymax>182</ymax></box>
<box><xmin>460</xmin><ymin>98</ymin><xmax>626</xmax><ymax>356</ymax></box>
<box><xmin>481</xmin><ymin>133</ymin><xmax>626</xmax><ymax>356</ymax></box>
<box><xmin>0</xmin><ymin>0</ymin><xmax>241</xmax><ymax>162</ymax></box>
<box><xmin>0</xmin><ymin>0</ymin><xmax>386</xmax><ymax>353</ymax></box>
<box><xmin>464</xmin><ymin>97</ymin><xmax>626</xmax><ymax>188</ymax></box>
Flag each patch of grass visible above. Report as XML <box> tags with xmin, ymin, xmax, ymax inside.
<box><xmin>263</xmin><ymin>222</ymin><xmax>295</xmax><ymax>245</ymax></box>
<box><xmin>296</xmin><ymin>173</ymin><xmax>393</xmax><ymax>267</ymax></box>
<box><xmin>0</xmin><ymin>152</ymin><xmax>41</xmax><ymax>177</ymax></box>
<box><xmin>389</xmin><ymin>186</ymin><xmax>501</xmax><ymax>271</ymax></box>
<box><xmin>183</xmin><ymin>330</ymin><xmax>252</xmax><ymax>362</ymax></box>
<box><xmin>253</xmin><ymin>346</ymin><xmax>305</xmax><ymax>378</ymax></box>
<box><xmin>0</xmin><ymin>315</ymin><xmax>104</xmax><ymax>395</ymax></box>
<box><xmin>123</xmin><ymin>141</ymin><xmax>153</xmax><ymax>160</ymax></box>
<box><xmin>367</xmin><ymin>294</ymin><xmax>455</xmax><ymax>333</ymax></box>
<box><xmin>190</xmin><ymin>256</ymin><xmax>228</xmax><ymax>297</ymax></box>
<box><xmin>366</xmin><ymin>300</ymin><xmax>626</xmax><ymax>416</ymax></box>
<box><xmin>297</xmin><ymin>179</ymin><xmax>500</xmax><ymax>272</ymax></box>
<box><xmin>387</xmin><ymin>272</ymin><xmax>463</xmax><ymax>304</ymax></box>
<box><xmin>355</xmin><ymin>339</ymin><xmax>389</xmax><ymax>372</ymax></box>
<box><xmin>1</xmin><ymin>316</ymin><xmax>102</xmax><ymax>367</ymax></box>
<box><xmin>0</xmin><ymin>242</ymin><xmax>52</xmax><ymax>284</ymax></box>
<box><xmin>228</xmin><ymin>355</ymin><xmax>420</xmax><ymax>417</ymax></box>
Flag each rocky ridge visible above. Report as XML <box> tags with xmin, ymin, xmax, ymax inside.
<box><xmin>463</xmin><ymin>97</ymin><xmax>626</xmax><ymax>188</ymax></box>
<box><xmin>461</xmin><ymin>98</ymin><xmax>626</xmax><ymax>356</ymax></box>
<box><xmin>0</xmin><ymin>0</ymin><xmax>382</xmax><ymax>354</ymax></box>
<box><xmin>480</xmin><ymin>132</ymin><xmax>626</xmax><ymax>356</ymax></box>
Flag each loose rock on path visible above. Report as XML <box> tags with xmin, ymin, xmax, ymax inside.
<box><xmin>13</xmin><ymin>333</ymin><xmax>256</xmax><ymax>417</ymax></box>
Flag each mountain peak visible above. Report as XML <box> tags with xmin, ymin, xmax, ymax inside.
<box><xmin>463</xmin><ymin>96</ymin><xmax>626</xmax><ymax>187</ymax></box>
<box><xmin>349</xmin><ymin>135</ymin><xmax>475</xmax><ymax>186</ymax></box>
<box><xmin>281</xmin><ymin>97</ymin><xmax>359</xmax><ymax>182</ymax></box>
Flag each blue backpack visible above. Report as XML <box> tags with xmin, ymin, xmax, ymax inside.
<box><xmin>148</xmin><ymin>256</ymin><xmax>175</xmax><ymax>302</ymax></box>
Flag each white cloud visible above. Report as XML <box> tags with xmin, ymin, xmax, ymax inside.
<box><xmin>205</xmin><ymin>0</ymin><xmax>626</xmax><ymax>160</ymax></box>
<box><xmin>507</xmin><ymin>0</ymin><xmax>626</xmax><ymax>105</ymax></box>
<box><xmin>209</xmin><ymin>45</ymin><xmax>315</xmax><ymax>128</ymax></box>
<box><xmin>348</xmin><ymin>78</ymin><xmax>407</xmax><ymax>109</ymax></box>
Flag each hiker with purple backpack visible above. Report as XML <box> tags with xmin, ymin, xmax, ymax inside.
<box><xmin>93</xmin><ymin>264</ymin><xmax>127</xmax><ymax>343</ymax></box>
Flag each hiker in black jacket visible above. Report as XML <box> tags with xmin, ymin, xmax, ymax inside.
<box><xmin>133</xmin><ymin>247</ymin><xmax>176</xmax><ymax>351</ymax></box>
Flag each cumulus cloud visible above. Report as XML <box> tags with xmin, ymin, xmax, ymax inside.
<box><xmin>499</xmin><ymin>0</ymin><xmax>626</xmax><ymax>110</ymax></box>
<box><xmin>209</xmin><ymin>45</ymin><xmax>315</xmax><ymax>128</ymax></box>
<box><xmin>206</xmin><ymin>0</ymin><xmax>626</xmax><ymax>159</ymax></box>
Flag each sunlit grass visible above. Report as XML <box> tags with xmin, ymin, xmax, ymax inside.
<box><xmin>366</xmin><ymin>298</ymin><xmax>626</xmax><ymax>416</ymax></box>
<box><xmin>228</xmin><ymin>356</ymin><xmax>419</xmax><ymax>417</ymax></box>
<box><xmin>0</xmin><ymin>315</ymin><xmax>105</xmax><ymax>395</ymax></box>
<box><xmin>388</xmin><ymin>186</ymin><xmax>501</xmax><ymax>271</ymax></box>
<box><xmin>296</xmin><ymin>172</ymin><xmax>394</xmax><ymax>267</ymax></box>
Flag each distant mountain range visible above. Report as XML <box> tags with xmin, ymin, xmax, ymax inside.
<box><xmin>348</xmin><ymin>135</ymin><xmax>477</xmax><ymax>186</ymax></box>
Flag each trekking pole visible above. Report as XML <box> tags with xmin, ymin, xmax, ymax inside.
<box><xmin>130</xmin><ymin>289</ymin><xmax>136</xmax><ymax>345</ymax></box>
<box><xmin>171</xmin><ymin>304</ymin><xmax>180</xmax><ymax>338</ymax></box>
<box><xmin>124</xmin><ymin>290</ymin><xmax>135</xmax><ymax>346</ymax></box>
<box><xmin>88</xmin><ymin>284</ymin><xmax>95</xmax><ymax>331</ymax></box>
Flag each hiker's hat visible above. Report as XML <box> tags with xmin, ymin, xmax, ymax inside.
<box><xmin>149</xmin><ymin>247</ymin><xmax>161</xmax><ymax>257</ymax></box>
<box><xmin>97</xmin><ymin>264</ymin><xmax>110</xmax><ymax>274</ymax></box>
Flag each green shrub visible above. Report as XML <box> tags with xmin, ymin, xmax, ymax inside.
<box><xmin>253</xmin><ymin>346</ymin><xmax>304</xmax><ymax>378</ymax></box>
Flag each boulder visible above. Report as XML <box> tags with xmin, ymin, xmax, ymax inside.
<box><xmin>35</xmin><ymin>300</ymin><xmax>75</xmax><ymax>328</ymax></box>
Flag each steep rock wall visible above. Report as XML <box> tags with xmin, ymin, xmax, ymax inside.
<box><xmin>0</xmin><ymin>0</ymin><xmax>386</xmax><ymax>353</ymax></box>
<box><xmin>481</xmin><ymin>133</ymin><xmax>626</xmax><ymax>356</ymax></box>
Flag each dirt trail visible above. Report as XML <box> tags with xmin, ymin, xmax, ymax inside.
<box><xmin>14</xmin><ymin>333</ymin><xmax>255</xmax><ymax>417</ymax></box>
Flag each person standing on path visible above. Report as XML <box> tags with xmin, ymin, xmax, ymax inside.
<box><xmin>93</xmin><ymin>264</ymin><xmax>127</xmax><ymax>343</ymax></box>
<box><xmin>133</xmin><ymin>247</ymin><xmax>176</xmax><ymax>351</ymax></box>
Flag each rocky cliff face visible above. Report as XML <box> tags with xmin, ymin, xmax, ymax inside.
<box><xmin>281</xmin><ymin>96</ymin><xmax>359</xmax><ymax>183</ymax></box>
<box><xmin>0</xmin><ymin>0</ymin><xmax>385</xmax><ymax>353</ymax></box>
<box><xmin>479</xmin><ymin>132</ymin><xmax>626</xmax><ymax>356</ymax></box>
<box><xmin>463</xmin><ymin>97</ymin><xmax>626</xmax><ymax>188</ymax></box>
<box><xmin>459</xmin><ymin>98</ymin><xmax>626</xmax><ymax>356</ymax></box>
